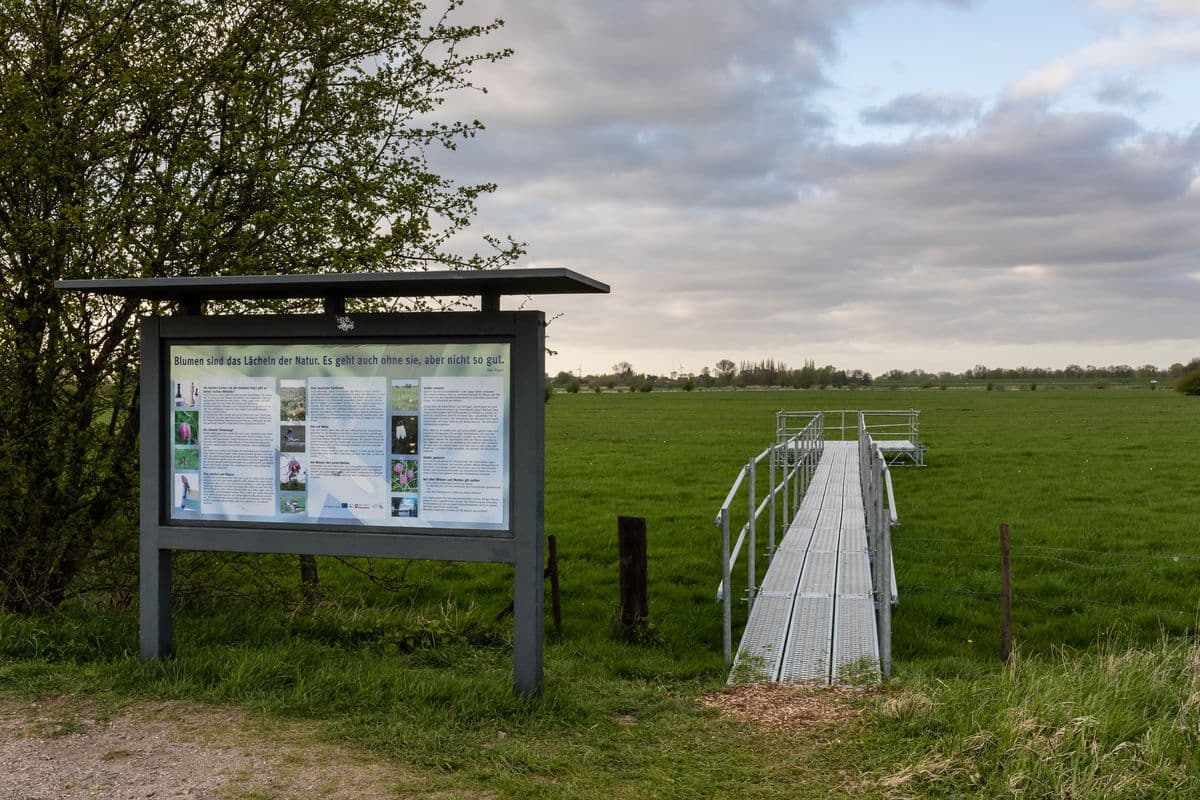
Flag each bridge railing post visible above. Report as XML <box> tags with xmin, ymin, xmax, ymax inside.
<box><xmin>768</xmin><ymin>443</ymin><xmax>777</xmax><ymax>559</ymax></box>
<box><xmin>747</xmin><ymin>457</ymin><xmax>756</xmax><ymax>612</ymax></box>
<box><xmin>879</xmin><ymin>515</ymin><xmax>892</xmax><ymax>676</ymax></box>
<box><xmin>872</xmin><ymin>446</ymin><xmax>892</xmax><ymax>678</ymax></box>
<box><xmin>816</xmin><ymin>412</ymin><xmax>824</xmax><ymax>465</ymax></box>
<box><xmin>801</xmin><ymin>427</ymin><xmax>808</xmax><ymax>492</ymax></box>
<box><xmin>782</xmin><ymin>438</ymin><xmax>790</xmax><ymax>531</ymax></box>
<box><xmin>810</xmin><ymin>417</ymin><xmax>818</xmax><ymax>483</ymax></box>
<box><xmin>721</xmin><ymin>506</ymin><xmax>732</xmax><ymax>666</ymax></box>
<box><xmin>793</xmin><ymin>430</ymin><xmax>801</xmax><ymax>508</ymax></box>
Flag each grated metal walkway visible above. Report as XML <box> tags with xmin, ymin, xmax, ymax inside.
<box><xmin>731</xmin><ymin>442</ymin><xmax>880</xmax><ymax>684</ymax></box>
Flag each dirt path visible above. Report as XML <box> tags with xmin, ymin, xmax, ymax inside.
<box><xmin>0</xmin><ymin>694</ymin><xmax>482</xmax><ymax>800</ymax></box>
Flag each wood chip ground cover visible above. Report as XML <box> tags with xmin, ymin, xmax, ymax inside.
<box><xmin>0</xmin><ymin>694</ymin><xmax>486</xmax><ymax>800</ymax></box>
<box><xmin>697</xmin><ymin>684</ymin><xmax>867</xmax><ymax>735</ymax></box>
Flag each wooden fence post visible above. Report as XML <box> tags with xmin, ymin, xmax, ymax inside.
<box><xmin>494</xmin><ymin>534</ymin><xmax>564</xmax><ymax>631</ymax></box>
<box><xmin>547</xmin><ymin>534</ymin><xmax>562</xmax><ymax>633</ymax></box>
<box><xmin>299</xmin><ymin>555</ymin><xmax>320</xmax><ymax>604</ymax></box>
<box><xmin>617</xmin><ymin>516</ymin><xmax>648</xmax><ymax>627</ymax></box>
<box><xmin>1000</xmin><ymin>522</ymin><xmax>1013</xmax><ymax>665</ymax></box>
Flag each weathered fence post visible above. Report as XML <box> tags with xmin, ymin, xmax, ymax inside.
<box><xmin>299</xmin><ymin>555</ymin><xmax>320</xmax><ymax>604</ymax></box>
<box><xmin>617</xmin><ymin>516</ymin><xmax>649</xmax><ymax>627</ymax></box>
<box><xmin>493</xmin><ymin>533</ymin><xmax>564</xmax><ymax>631</ymax></box>
<box><xmin>548</xmin><ymin>534</ymin><xmax>563</xmax><ymax>633</ymax></box>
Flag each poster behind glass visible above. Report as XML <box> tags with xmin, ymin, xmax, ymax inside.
<box><xmin>167</xmin><ymin>342</ymin><xmax>510</xmax><ymax>531</ymax></box>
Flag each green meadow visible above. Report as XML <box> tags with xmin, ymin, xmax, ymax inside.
<box><xmin>548</xmin><ymin>387</ymin><xmax>1200</xmax><ymax>674</ymax></box>
<box><xmin>2</xmin><ymin>388</ymin><xmax>1198</xmax><ymax>797</ymax></box>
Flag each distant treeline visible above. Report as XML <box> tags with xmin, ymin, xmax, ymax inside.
<box><xmin>548</xmin><ymin>357</ymin><xmax>1200</xmax><ymax>391</ymax></box>
<box><xmin>883</xmin><ymin>360</ymin><xmax>1198</xmax><ymax>383</ymax></box>
<box><xmin>550</xmin><ymin>359</ymin><xmax>869</xmax><ymax>391</ymax></box>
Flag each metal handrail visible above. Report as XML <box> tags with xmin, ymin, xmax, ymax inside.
<box><xmin>779</xmin><ymin>408</ymin><xmax>920</xmax><ymax>444</ymax></box>
<box><xmin>714</xmin><ymin>432</ymin><xmax>815</xmax><ymax>598</ymax></box>
<box><xmin>715</xmin><ymin>468</ymin><xmax>748</xmax><ymax>525</ymax></box>
<box><xmin>715</xmin><ymin>413</ymin><xmax>824</xmax><ymax>665</ymax></box>
<box><xmin>858</xmin><ymin>413</ymin><xmax>897</xmax><ymax>677</ymax></box>
<box><xmin>713</xmin><ymin>445</ymin><xmax>775</xmax><ymax>525</ymax></box>
<box><xmin>882</xmin><ymin>463</ymin><xmax>899</xmax><ymax>525</ymax></box>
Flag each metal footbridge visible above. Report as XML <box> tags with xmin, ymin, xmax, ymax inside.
<box><xmin>716</xmin><ymin>410</ymin><xmax>922</xmax><ymax>684</ymax></box>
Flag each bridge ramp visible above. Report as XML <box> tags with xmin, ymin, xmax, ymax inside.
<box><xmin>730</xmin><ymin>442</ymin><xmax>880</xmax><ymax>685</ymax></box>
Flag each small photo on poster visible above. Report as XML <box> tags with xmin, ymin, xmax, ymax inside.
<box><xmin>390</xmin><ymin>459</ymin><xmax>418</xmax><ymax>492</ymax></box>
<box><xmin>175</xmin><ymin>472</ymin><xmax>199</xmax><ymax>512</ymax></box>
<box><xmin>280</xmin><ymin>492</ymin><xmax>306</xmax><ymax>515</ymax></box>
<box><xmin>175</xmin><ymin>410</ymin><xmax>199</xmax><ymax>446</ymax></box>
<box><xmin>280</xmin><ymin>455</ymin><xmax>307</xmax><ymax>491</ymax></box>
<box><xmin>279</xmin><ymin>379</ymin><xmax>306</xmax><ymax>421</ymax></box>
<box><xmin>391</xmin><ymin>415</ymin><xmax>418</xmax><ymax>455</ymax></box>
<box><xmin>391</xmin><ymin>495</ymin><xmax>418</xmax><ymax>518</ymax></box>
<box><xmin>391</xmin><ymin>379</ymin><xmax>419</xmax><ymax>413</ymax></box>
<box><xmin>174</xmin><ymin>380</ymin><xmax>199</xmax><ymax>409</ymax></box>
<box><xmin>174</xmin><ymin>448</ymin><xmax>199</xmax><ymax>470</ymax></box>
<box><xmin>280</xmin><ymin>424</ymin><xmax>306</xmax><ymax>452</ymax></box>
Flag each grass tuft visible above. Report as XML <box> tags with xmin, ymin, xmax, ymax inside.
<box><xmin>866</xmin><ymin>635</ymin><xmax>1200</xmax><ymax>798</ymax></box>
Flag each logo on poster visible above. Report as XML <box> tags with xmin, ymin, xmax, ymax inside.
<box><xmin>335</xmin><ymin>315</ymin><xmax>355</xmax><ymax>332</ymax></box>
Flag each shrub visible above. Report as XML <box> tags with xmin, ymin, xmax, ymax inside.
<box><xmin>1176</xmin><ymin>367</ymin><xmax>1200</xmax><ymax>395</ymax></box>
<box><xmin>544</xmin><ymin>383</ymin><xmax>553</xmax><ymax>403</ymax></box>
<box><xmin>565</xmin><ymin>379</ymin><xmax>580</xmax><ymax>394</ymax></box>
<box><xmin>592</xmin><ymin>384</ymin><xmax>602</xmax><ymax>393</ymax></box>
<box><xmin>636</xmin><ymin>380</ymin><xmax>654</xmax><ymax>393</ymax></box>
<box><xmin>1029</xmin><ymin>383</ymin><xmax>1037</xmax><ymax>391</ymax></box>
<box><xmin>682</xmin><ymin>378</ymin><xmax>695</xmax><ymax>392</ymax></box>
<box><xmin>986</xmin><ymin>382</ymin><xmax>994</xmax><ymax>391</ymax></box>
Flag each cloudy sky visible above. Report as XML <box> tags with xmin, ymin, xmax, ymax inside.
<box><xmin>436</xmin><ymin>0</ymin><xmax>1200</xmax><ymax>377</ymax></box>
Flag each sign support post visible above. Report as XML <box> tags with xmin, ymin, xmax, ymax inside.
<box><xmin>511</xmin><ymin>311</ymin><xmax>546</xmax><ymax>693</ymax></box>
<box><xmin>139</xmin><ymin>314</ymin><xmax>172</xmax><ymax>659</ymax></box>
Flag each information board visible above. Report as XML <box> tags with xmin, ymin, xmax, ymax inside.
<box><xmin>56</xmin><ymin>267</ymin><xmax>607</xmax><ymax>695</ymax></box>
<box><xmin>167</xmin><ymin>342</ymin><xmax>511</xmax><ymax>530</ymax></box>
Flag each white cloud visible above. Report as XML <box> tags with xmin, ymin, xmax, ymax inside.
<box><xmin>1087</xmin><ymin>0</ymin><xmax>1200</xmax><ymax>20</ymax></box>
<box><xmin>1006</xmin><ymin>26</ymin><xmax>1200</xmax><ymax>102</ymax></box>
<box><xmin>1157</xmin><ymin>0</ymin><xmax>1200</xmax><ymax>16</ymax></box>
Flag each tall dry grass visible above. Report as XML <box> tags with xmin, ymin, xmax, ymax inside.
<box><xmin>871</xmin><ymin>635</ymin><xmax>1200</xmax><ymax>798</ymax></box>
